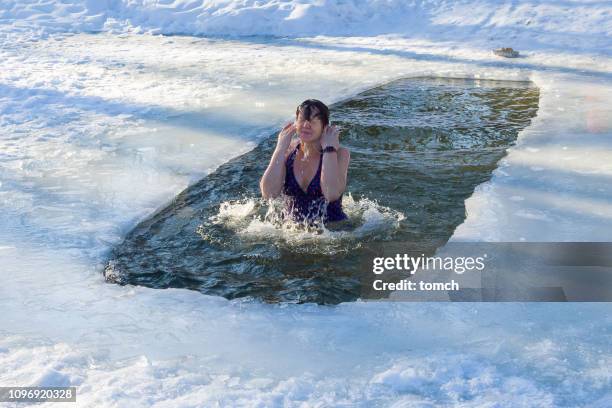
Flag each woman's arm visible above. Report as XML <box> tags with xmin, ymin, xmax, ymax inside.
<box><xmin>260</xmin><ymin>122</ymin><xmax>296</xmax><ymax>199</ymax></box>
<box><xmin>320</xmin><ymin>125</ymin><xmax>350</xmax><ymax>202</ymax></box>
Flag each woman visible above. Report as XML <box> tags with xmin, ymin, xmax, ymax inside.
<box><xmin>260</xmin><ymin>99</ymin><xmax>350</xmax><ymax>224</ymax></box>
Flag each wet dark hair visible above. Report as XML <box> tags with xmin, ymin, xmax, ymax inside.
<box><xmin>295</xmin><ymin>99</ymin><xmax>330</xmax><ymax>127</ymax></box>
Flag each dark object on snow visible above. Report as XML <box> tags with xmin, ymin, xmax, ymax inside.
<box><xmin>493</xmin><ymin>47</ymin><xmax>520</xmax><ymax>58</ymax></box>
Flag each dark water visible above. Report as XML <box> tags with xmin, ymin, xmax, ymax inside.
<box><xmin>105</xmin><ymin>77</ymin><xmax>539</xmax><ymax>304</ymax></box>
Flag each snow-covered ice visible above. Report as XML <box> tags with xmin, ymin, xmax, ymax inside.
<box><xmin>1</xmin><ymin>1</ymin><xmax>611</xmax><ymax>406</ymax></box>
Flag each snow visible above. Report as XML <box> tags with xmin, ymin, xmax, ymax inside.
<box><xmin>0</xmin><ymin>1</ymin><xmax>611</xmax><ymax>406</ymax></box>
<box><xmin>2</xmin><ymin>1</ymin><xmax>611</xmax><ymax>53</ymax></box>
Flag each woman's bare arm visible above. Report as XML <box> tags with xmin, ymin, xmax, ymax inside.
<box><xmin>260</xmin><ymin>122</ymin><xmax>296</xmax><ymax>199</ymax></box>
<box><xmin>319</xmin><ymin>125</ymin><xmax>350</xmax><ymax>202</ymax></box>
<box><xmin>321</xmin><ymin>147</ymin><xmax>350</xmax><ymax>202</ymax></box>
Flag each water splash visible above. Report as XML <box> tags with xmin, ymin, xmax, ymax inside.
<box><xmin>199</xmin><ymin>193</ymin><xmax>405</xmax><ymax>255</ymax></box>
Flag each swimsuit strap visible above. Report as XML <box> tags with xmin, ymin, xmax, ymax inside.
<box><xmin>286</xmin><ymin>142</ymin><xmax>301</xmax><ymax>167</ymax></box>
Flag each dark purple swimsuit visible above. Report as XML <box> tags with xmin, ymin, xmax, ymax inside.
<box><xmin>283</xmin><ymin>142</ymin><xmax>348</xmax><ymax>223</ymax></box>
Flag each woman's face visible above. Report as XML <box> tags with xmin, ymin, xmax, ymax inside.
<box><xmin>295</xmin><ymin>107</ymin><xmax>324</xmax><ymax>143</ymax></box>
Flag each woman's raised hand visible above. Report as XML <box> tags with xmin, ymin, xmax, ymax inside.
<box><xmin>277</xmin><ymin>122</ymin><xmax>296</xmax><ymax>151</ymax></box>
<box><xmin>320</xmin><ymin>124</ymin><xmax>340</xmax><ymax>150</ymax></box>
<box><xmin>261</xmin><ymin>122</ymin><xmax>297</xmax><ymax>199</ymax></box>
